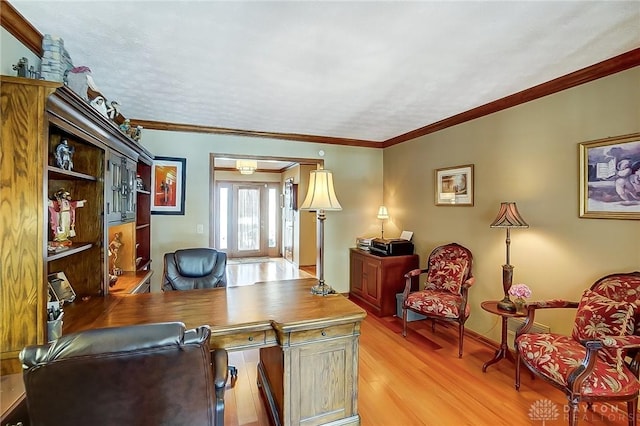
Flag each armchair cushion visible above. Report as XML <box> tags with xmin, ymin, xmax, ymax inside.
<box><xmin>405</xmin><ymin>291</ymin><xmax>470</xmax><ymax>319</ymax></box>
<box><xmin>516</xmin><ymin>332</ymin><xmax>640</xmax><ymax>398</ymax></box>
<box><xmin>424</xmin><ymin>244</ymin><xmax>472</xmax><ymax>294</ymax></box>
<box><xmin>571</xmin><ymin>289</ymin><xmax>636</xmax><ymax>367</ymax></box>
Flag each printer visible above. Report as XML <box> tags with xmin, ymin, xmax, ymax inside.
<box><xmin>369</xmin><ymin>238</ymin><xmax>414</xmax><ymax>256</ymax></box>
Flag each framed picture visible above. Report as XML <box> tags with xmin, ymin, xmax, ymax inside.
<box><xmin>151</xmin><ymin>156</ymin><xmax>186</xmax><ymax>215</ymax></box>
<box><xmin>435</xmin><ymin>164</ymin><xmax>474</xmax><ymax>206</ymax></box>
<box><xmin>579</xmin><ymin>133</ymin><xmax>640</xmax><ymax>219</ymax></box>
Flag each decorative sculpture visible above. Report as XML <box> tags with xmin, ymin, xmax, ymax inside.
<box><xmin>54</xmin><ymin>139</ymin><xmax>75</xmax><ymax>171</ymax></box>
<box><xmin>47</xmin><ymin>189</ymin><xmax>86</xmax><ymax>247</ymax></box>
<box><xmin>106</xmin><ymin>101</ymin><xmax>121</xmax><ymax>121</ymax></box>
<box><xmin>12</xmin><ymin>57</ymin><xmax>28</xmax><ymax>77</ymax></box>
<box><xmin>119</xmin><ymin>118</ymin><xmax>131</xmax><ymax>134</ymax></box>
<box><xmin>90</xmin><ymin>96</ymin><xmax>109</xmax><ymax>117</ymax></box>
<box><xmin>109</xmin><ymin>232</ymin><xmax>124</xmax><ymax>276</ymax></box>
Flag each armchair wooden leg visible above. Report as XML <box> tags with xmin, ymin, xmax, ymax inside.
<box><xmin>568</xmin><ymin>398</ymin><xmax>579</xmax><ymax>426</ymax></box>
<box><xmin>458</xmin><ymin>323</ymin><xmax>464</xmax><ymax>358</ymax></box>
<box><xmin>628</xmin><ymin>398</ymin><xmax>638</xmax><ymax>426</ymax></box>
<box><xmin>402</xmin><ymin>308</ymin><xmax>408</xmax><ymax>337</ymax></box>
<box><xmin>515</xmin><ymin>349</ymin><xmax>521</xmax><ymax>390</ymax></box>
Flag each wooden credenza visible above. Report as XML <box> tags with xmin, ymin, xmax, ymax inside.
<box><xmin>349</xmin><ymin>248</ymin><xmax>419</xmax><ymax>317</ymax></box>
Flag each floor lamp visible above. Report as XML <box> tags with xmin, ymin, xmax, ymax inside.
<box><xmin>490</xmin><ymin>202</ymin><xmax>529</xmax><ymax>312</ymax></box>
<box><xmin>300</xmin><ymin>169</ymin><xmax>342</xmax><ymax>296</ymax></box>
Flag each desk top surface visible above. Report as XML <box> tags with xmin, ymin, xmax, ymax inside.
<box><xmin>66</xmin><ymin>278</ymin><xmax>366</xmax><ymax>335</ymax></box>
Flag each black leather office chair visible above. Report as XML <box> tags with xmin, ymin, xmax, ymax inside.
<box><xmin>163</xmin><ymin>247</ymin><xmax>228</xmax><ymax>291</ymax></box>
<box><xmin>20</xmin><ymin>322</ymin><xmax>228</xmax><ymax>426</ymax></box>
<box><xmin>163</xmin><ymin>248</ymin><xmax>237</xmax><ymax>381</ymax></box>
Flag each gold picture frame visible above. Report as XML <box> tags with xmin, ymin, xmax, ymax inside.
<box><xmin>435</xmin><ymin>164</ymin><xmax>474</xmax><ymax>206</ymax></box>
<box><xmin>579</xmin><ymin>133</ymin><xmax>640</xmax><ymax>219</ymax></box>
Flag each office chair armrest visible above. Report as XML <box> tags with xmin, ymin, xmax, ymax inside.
<box><xmin>212</xmin><ymin>348</ymin><xmax>229</xmax><ymax>392</ymax></box>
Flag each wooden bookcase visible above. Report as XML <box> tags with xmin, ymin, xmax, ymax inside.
<box><xmin>0</xmin><ymin>76</ymin><xmax>154</xmax><ymax>374</ymax></box>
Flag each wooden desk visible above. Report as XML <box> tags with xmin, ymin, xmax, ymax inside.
<box><xmin>65</xmin><ymin>278</ymin><xmax>366</xmax><ymax>426</ymax></box>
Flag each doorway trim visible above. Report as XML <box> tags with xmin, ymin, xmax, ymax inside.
<box><xmin>209</xmin><ymin>153</ymin><xmax>323</xmax><ymax>253</ymax></box>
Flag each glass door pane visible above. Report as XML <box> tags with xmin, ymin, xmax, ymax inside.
<box><xmin>237</xmin><ymin>186</ymin><xmax>260</xmax><ymax>252</ymax></box>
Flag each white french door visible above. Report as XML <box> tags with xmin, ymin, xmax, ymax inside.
<box><xmin>215</xmin><ymin>181</ymin><xmax>279</xmax><ymax>258</ymax></box>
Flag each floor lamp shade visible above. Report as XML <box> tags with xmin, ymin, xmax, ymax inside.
<box><xmin>300</xmin><ymin>169</ymin><xmax>342</xmax><ymax>295</ymax></box>
<box><xmin>300</xmin><ymin>169</ymin><xmax>342</xmax><ymax>211</ymax></box>
<box><xmin>490</xmin><ymin>202</ymin><xmax>529</xmax><ymax>312</ymax></box>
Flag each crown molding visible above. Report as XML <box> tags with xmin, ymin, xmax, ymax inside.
<box><xmin>130</xmin><ymin>119</ymin><xmax>381</xmax><ymax>148</ymax></box>
<box><xmin>0</xmin><ymin>0</ymin><xmax>42</xmax><ymax>55</ymax></box>
<box><xmin>383</xmin><ymin>48</ymin><xmax>640</xmax><ymax>147</ymax></box>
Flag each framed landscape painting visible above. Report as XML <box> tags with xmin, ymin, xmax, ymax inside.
<box><xmin>151</xmin><ymin>156</ymin><xmax>186</xmax><ymax>215</ymax></box>
<box><xmin>435</xmin><ymin>164</ymin><xmax>474</xmax><ymax>206</ymax></box>
<box><xmin>579</xmin><ymin>133</ymin><xmax>640</xmax><ymax>219</ymax></box>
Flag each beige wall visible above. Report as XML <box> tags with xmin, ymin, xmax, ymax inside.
<box><xmin>140</xmin><ymin>130</ymin><xmax>384</xmax><ymax>292</ymax></box>
<box><xmin>383</xmin><ymin>66</ymin><xmax>640</xmax><ymax>341</ymax></box>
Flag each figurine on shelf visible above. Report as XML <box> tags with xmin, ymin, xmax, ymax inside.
<box><xmin>54</xmin><ymin>139</ymin><xmax>75</xmax><ymax>171</ymax></box>
<box><xmin>119</xmin><ymin>118</ymin><xmax>131</xmax><ymax>135</ymax></box>
<box><xmin>135</xmin><ymin>174</ymin><xmax>145</xmax><ymax>191</ymax></box>
<box><xmin>130</xmin><ymin>125</ymin><xmax>143</xmax><ymax>142</ymax></box>
<box><xmin>12</xmin><ymin>57</ymin><xmax>28</xmax><ymax>77</ymax></box>
<box><xmin>66</xmin><ymin>66</ymin><xmax>92</xmax><ymax>100</ymax></box>
<box><xmin>108</xmin><ymin>232</ymin><xmax>124</xmax><ymax>277</ymax></box>
<box><xmin>106</xmin><ymin>100</ymin><xmax>121</xmax><ymax>121</ymax></box>
<box><xmin>90</xmin><ymin>95</ymin><xmax>109</xmax><ymax>118</ymax></box>
<box><xmin>47</xmin><ymin>188</ymin><xmax>86</xmax><ymax>247</ymax></box>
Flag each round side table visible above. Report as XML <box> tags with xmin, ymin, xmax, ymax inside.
<box><xmin>480</xmin><ymin>300</ymin><xmax>527</xmax><ymax>372</ymax></box>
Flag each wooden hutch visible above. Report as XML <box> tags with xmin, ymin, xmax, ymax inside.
<box><xmin>0</xmin><ymin>76</ymin><xmax>154</xmax><ymax>375</ymax></box>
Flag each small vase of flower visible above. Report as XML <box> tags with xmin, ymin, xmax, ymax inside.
<box><xmin>508</xmin><ymin>283</ymin><xmax>532</xmax><ymax>311</ymax></box>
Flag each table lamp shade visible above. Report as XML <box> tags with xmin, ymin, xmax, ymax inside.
<box><xmin>300</xmin><ymin>169</ymin><xmax>342</xmax><ymax>211</ymax></box>
<box><xmin>377</xmin><ymin>205</ymin><xmax>389</xmax><ymax>219</ymax></box>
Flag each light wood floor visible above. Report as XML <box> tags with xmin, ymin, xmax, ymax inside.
<box><xmin>224</xmin><ymin>258</ymin><xmax>632</xmax><ymax>426</ymax></box>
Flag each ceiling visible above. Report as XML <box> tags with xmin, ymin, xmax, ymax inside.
<box><xmin>9</xmin><ymin>1</ymin><xmax>640</xmax><ymax>144</ymax></box>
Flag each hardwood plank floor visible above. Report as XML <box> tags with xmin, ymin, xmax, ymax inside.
<box><xmin>224</xmin><ymin>259</ymin><xmax>632</xmax><ymax>425</ymax></box>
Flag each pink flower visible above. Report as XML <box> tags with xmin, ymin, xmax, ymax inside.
<box><xmin>508</xmin><ymin>283</ymin><xmax>532</xmax><ymax>299</ymax></box>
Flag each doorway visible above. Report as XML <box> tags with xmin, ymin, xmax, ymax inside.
<box><xmin>210</xmin><ymin>154</ymin><xmax>323</xmax><ymax>263</ymax></box>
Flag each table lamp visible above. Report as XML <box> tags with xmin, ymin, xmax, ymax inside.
<box><xmin>490</xmin><ymin>202</ymin><xmax>529</xmax><ymax>312</ymax></box>
<box><xmin>377</xmin><ymin>205</ymin><xmax>389</xmax><ymax>238</ymax></box>
<box><xmin>300</xmin><ymin>168</ymin><xmax>342</xmax><ymax>296</ymax></box>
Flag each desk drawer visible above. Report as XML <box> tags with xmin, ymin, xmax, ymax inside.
<box><xmin>212</xmin><ymin>329</ymin><xmax>277</xmax><ymax>350</ymax></box>
<box><xmin>281</xmin><ymin>323</ymin><xmax>359</xmax><ymax>346</ymax></box>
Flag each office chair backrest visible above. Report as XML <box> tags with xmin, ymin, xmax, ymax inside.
<box><xmin>20</xmin><ymin>322</ymin><xmax>221</xmax><ymax>426</ymax></box>
<box><xmin>163</xmin><ymin>248</ymin><xmax>228</xmax><ymax>291</ymax></box>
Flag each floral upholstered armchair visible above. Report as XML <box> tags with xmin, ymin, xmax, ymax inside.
<box><xmin>401</xmin><ymin>243</ymin><xmax>475</xmax><ymax>358</ymax></box>
<box><xmin>515</xmin><ymin>272</ymin><xmax>640</xmax><ymax>426</ymax></box>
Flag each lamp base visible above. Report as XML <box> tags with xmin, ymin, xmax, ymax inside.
<box><xmin>311</xmin><ymin>282</ymin><xmax>336</xmax><ymax>296</ymax></box>
<box><xmin>497</xmin><ymin>296</ymin><xmax>517</xmax><ymax>312</ymax></box>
